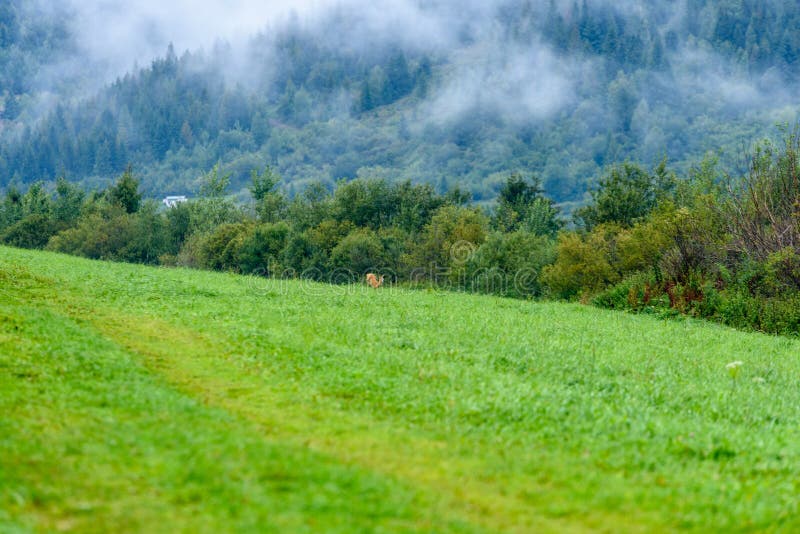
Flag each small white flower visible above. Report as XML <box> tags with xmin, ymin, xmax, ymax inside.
<box><xmin>726</xmin><ymin>361</ymin><xmax>743</xmax><ymax>379</ymax></box>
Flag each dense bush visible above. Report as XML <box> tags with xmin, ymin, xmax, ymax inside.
<box><xmin>237</xmin><ymin>222</ymin><xmax>290</xmax><ymax>276</ymax></box>
<box><xmin>330</xmin><ymin>228</ymin><xmax>388</xmax><ymax>279</ymax></box>
<box><xmin>466</xmin><ymin>231</ymin><xmax>556</xmax><ymax>298</ymax></box>
<box><xmin>196</xmin><ymin>223</ymin><xmax>251</xmax><ymax>271</ymax></box>
<box><xmin>405</xmin><ymin>205</ymin><xmax>489</xmax><ymax>284</ymax></box>
<box><xmin>591</xmin><ymin>271</ymin><xmax>665</xmax><ymax>312</ymax></box>
<box><xmin>2</xmin><ymin>214</ymin><xmax>58</xmax><ymax>249</ymax></box>
<box><xmin>580</xmin><ymin>142</ymin><xmax>800</xmax><ymax>335</ymax></box>
<box><xmin>4</xmin><ymin>138</ymin><xmax>800</xmax><ymax>336</ymax></box>
<box><xmin>541</xmin><ymin>229</ymin><xmax>619</xmax><ymax>300</ymax></box>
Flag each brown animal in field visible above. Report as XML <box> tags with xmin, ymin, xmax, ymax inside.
<box><xmin>366</xmin><ymin>273</ymin><xmax>384</xmax><ymax>288</ymax></box>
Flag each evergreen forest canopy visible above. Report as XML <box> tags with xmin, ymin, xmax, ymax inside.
<box><xmin>2</xmin><ymin>0</ymin><xmax>800</xmax><ymax>203</ymax></box>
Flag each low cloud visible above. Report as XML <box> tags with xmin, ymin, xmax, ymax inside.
<box><xmin>52</xmin><ymin>0</ymin><xmax>499</xmax><ymax>77</ymax></box>
<box><xmin>424</xmin><ymin>42</ymin><xmax>583</xmax><ymax>125</ymax></box>
<box><xmin>62</xmin><ymin>0</ymin><xmax>321</xmax><ymax>76</ymax></box>
<box><xmin>14</xmin><ymin>0</ymin><xmax>800</xmax><ymax>165</ymax></box>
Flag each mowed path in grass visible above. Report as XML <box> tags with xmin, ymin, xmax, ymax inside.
<box><xmin>1</xmin><ymin>246</ymin><xmax>799</xmax><ymax>533</ymax></box>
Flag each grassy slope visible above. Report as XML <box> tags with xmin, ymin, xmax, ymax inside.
<box><xmin>1</xmin><ymin>246</ymin><xmax>799</xmax><ymax>533</ymax></box>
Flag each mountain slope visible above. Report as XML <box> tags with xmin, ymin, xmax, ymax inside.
<box><xmin>2</xmin><ymin>0</ymin><xmax>800</xmax><ymax>202</ymax></box>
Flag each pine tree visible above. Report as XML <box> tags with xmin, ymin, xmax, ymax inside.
<box><xmin>358</xmin><ymin>80</ymin><xmax>374</xmax><ymax>113</ymax></box>
<box><xmin>385</xmin><ymin>49</ymin><xmax>413</xmax><ymax>102</ymax></box>
<box><xmin>108</xmin><ymin>166</ymin><xmax>142</xmax><ymax>214</ymax></box>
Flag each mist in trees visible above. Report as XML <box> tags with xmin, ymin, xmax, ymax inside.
<box><xmin>3</xmin><ymin>0</ymin><xmax>800</xmax><ymax>205</ymax></box>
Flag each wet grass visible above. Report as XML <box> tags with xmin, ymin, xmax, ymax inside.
<box><xmin>1</xmin><ymin>246</ymin><xmax>799</xmax><ymax>532</ymax></box>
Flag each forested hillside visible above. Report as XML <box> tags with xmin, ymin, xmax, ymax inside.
<box><xmin>2</xmin><ymin>0</ymin><xmax>800</xmax><ymax>202</ymax></box>
<box><xmin>0</xmin><ymin>1</ymin><xmax>75</xmax><ymax>118</ymax></box>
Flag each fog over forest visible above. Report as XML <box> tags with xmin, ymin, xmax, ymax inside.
<box><xmin>2</xmin><ymin>0</ymin><xmax>800</xmax><ymax>202</ymax></box>
<box><xmin>35</xmin><ymin>0</ymin><xmax>795</xmax><ymax>112</ymax></box>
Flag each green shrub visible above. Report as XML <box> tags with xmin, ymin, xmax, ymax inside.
<box><xmin>330</xmin><ymin>227</ymin><xmax>388</xmax><ymax>278</ymax></box>
<box><xmin>47</xmin><ymin>212</ymin><xmax>136</xmax><ymax>261</ymax></box>
<box><xmin>196</xmin><ymin>223</ymin><xmax>251</xmax><ymax>271</ymax></box>
<box><xmin>466</xmin><ymin>231</ymin><xmax>556</xmax><ymax>297</ymax></box>
<box><xmin>405</xmin><ymin>205</ymin><xmax>488</xmax><ymax>283</ymax></box>
<box><xmin>759</xmin><ymin>296</ymin><xmax>800</xmax><ymax>335</ymax></box>
<box><xmin>542</xmin><ymin>229</ymin><xmax>619</xmax><ymax>300</ymax></box>
<box><xmin>592</xmin><ymin>271</ymin><xmax>659</xmax><ymax>311</ymax></box>
<box><xmin>282</xmin><ymin>231</ymin><xmax>316</xmax><ymax>276</ymax></box>
<box><xmin>763</xmin><ymin>247</ymin><xmax>800</xmax><ymax>294</ymax></box>
<box><xmin>2</xmin><ymin>214</ymin><xmax>58</xmax><ymax>249</ymax></box>
<box><xmin>237</xmin><ymin>222</ymin><xmax>290</xmax><ymax>275</ymax></box>
<box><xmin>714</xmin><ymin>291</ymin><xmax>800</xmax><ymax>336</ymax></box>
<box><xmin>614</xmin><ymin>215</ymin><xmax>673</xmax><ymax>274</ymax></box>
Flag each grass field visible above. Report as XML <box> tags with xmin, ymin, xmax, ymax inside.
<box><xmin>1</xmin><ymin>245</ymin><xmax>799</xmax><ymax>533</ymax></box>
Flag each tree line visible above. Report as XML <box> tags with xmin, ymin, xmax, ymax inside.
<box><xmin>3</xmin><ymin>134</ymin><xmax>800</xmax><ymax>335</ymax></box>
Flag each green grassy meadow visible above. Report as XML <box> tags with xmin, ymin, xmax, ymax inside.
<box><xmin>1</xmin><ymin>245</ymin><xmax>799</xmax><ymax>533</ymax></box>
